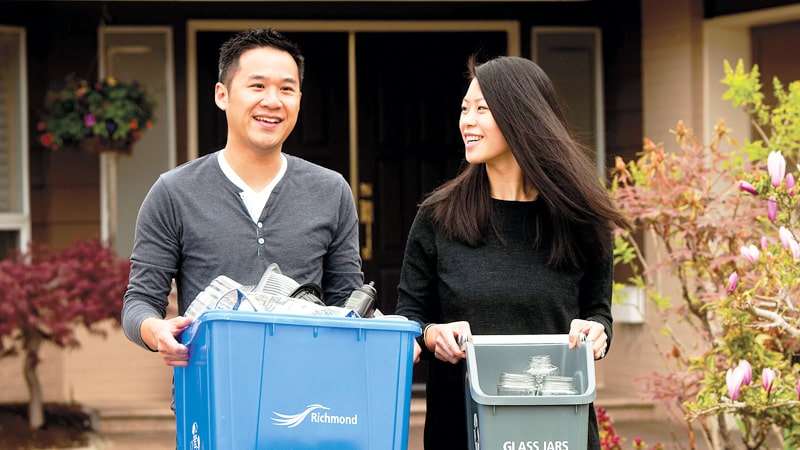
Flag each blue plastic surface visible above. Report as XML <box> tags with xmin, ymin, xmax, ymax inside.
<box><xmin>174</xmin><ymin>311</ymin><xmax>420</xmax><ymax>450</ymax></box>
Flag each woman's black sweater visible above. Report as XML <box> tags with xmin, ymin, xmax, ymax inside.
<box><xmin>395</xmin><ymin>199</ymin><xmax>613</xmax><ymax>450</ymax></box>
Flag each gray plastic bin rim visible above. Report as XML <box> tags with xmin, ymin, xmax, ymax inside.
<box><xmin>466</xmin><ymin>334</ymin><xmax>596</xmax><ymax>406</ymax></box>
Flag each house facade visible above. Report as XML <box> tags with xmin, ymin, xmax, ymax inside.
<box><xmin>1</xmin><ymin>0</ymin><xmax>799</xmax><ymax>444</ymax></box>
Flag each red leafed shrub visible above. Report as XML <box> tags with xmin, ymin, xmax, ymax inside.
<box><xmin>597</xmin><ymin>406</ymin><xmax>664</xmax><ymax>450</ymax></box>
<box><xmin>0</xmin><ymin>240</ymin><xmax>129</xmax><ymax>429</ymax></box>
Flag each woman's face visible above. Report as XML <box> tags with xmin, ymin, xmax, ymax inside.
<box><xmin>459</xmin><ymin>78</ymin><xmax>512</xmax><ymax>165</ymax></box>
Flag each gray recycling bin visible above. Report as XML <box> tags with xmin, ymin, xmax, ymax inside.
<box><xmin>465</xmin><ymin>335</ymin><xmax>596</xmax><ymax>450</ymax></box>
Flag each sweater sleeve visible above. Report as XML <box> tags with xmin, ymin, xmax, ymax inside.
<box><xmin>395</xmin><ymin>208</ymin><xmax>440</xmax><ymax>360</ymax></box>
<box><xmin>121</xmin><ymin>176</ymin><xmax>181</xmax><ymax>351</ymax></box>
<box><xmin>320</xmin><ymin>175</ymin><xmax>364</xmax><ymax>306</ymax></box>
<box><xmin>578</xmin><ymin>244</ymin><xmax>614</xmax><ymax>354</ymax></box>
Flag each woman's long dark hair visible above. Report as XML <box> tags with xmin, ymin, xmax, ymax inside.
<box><xmin>421</xmin><ymin>56</ymin><xmax>628</xmax><ymax>269</ymax></box>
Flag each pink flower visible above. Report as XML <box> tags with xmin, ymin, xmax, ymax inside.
<box><xmin>780</xmin><ymin>227</ymin><xmax>795</xmax><ymax>249</ymax></box>
<box><xmin>739</xmin><ymin>181</ymin><xmax>758</xmax><ymax>195</ymax></box>
<box><xmin>787</xmin><ymin>173</ymin><xmax>796</xmax><ymax>191</ymax></box>
<box><xmin>790</xmin><ymin>240</ymin><xmax>800</xmax><ymax>261</ymax></box>
<box><xmin>84</xmin><ymin>113</ymin><xmax>96</xmax><ymax>128</ymax></box>
<box><xmin>740</xmin><ymin>244</ymin><xmax>760</xmax><ymax>263</ymax></box>
<box><xmin>726</xmin><ymin>272</ymin><xmax>739</xmax><ymax>294</ymax></box>
<box><xmin>762</xmin><ymin>368</ymin><xmax>776</xmax><ymax>395</ymax></box>
<box><xmin>727</xmin><ymin>367</ymin><xmax>745</xmax><ymax>401</ymax></box>
<box><xmin>768</xmin><ymin>199</ymin><xmax>778</xmax><ymax>222</ymax></box>
<box><xmin>769</xmin><ymin>151</ymin><xmax>786</xmax><ymax>187</ymax></box>
<box><xmin>737</xmin><ymin>360</ymin><xmax>752</xmax><ymax>385</ymax></box>
<box><xmin>796</xmin><ymin>379</ymin><xmax>800</xmax><ymax>400</ymax></box>
<box><xmin>761</xmin><ymin>236</ymin><xmax>769</xmax><ymax>250</ymax></box>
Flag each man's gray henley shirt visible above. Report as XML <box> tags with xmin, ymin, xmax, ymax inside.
<box><xmin>121</xmin><ymin>151</ymin><xmax>363</xmax><ymax>350</ymax></box>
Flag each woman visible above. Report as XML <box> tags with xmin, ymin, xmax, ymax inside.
<box><xmin>395</xmin><ymin>56</ymin><xmax>628</xmax><ymax>449</ymax></box>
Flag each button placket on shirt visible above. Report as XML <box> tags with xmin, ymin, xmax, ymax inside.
<box><xmin>256</xmin><ymin>221</ymin><xmax>265</xmax><ymax>255</ymax></box>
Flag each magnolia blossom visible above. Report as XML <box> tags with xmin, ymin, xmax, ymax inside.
<box><xmin>791</xmin><ymin>240</ymin><xmax>800</xmax><ymax>261</ymax></box>
<box><xmin>768</xmin><ymin>199</ymin><xmax>778</xmax><ymax>222</ymax></box>
<box><xmin>761</xmin><ymin>236</ymin><xmax>769</xmax><ymax>250</ymax></box>
<box><xmin>780</xmin><ymin>226</ymin><xmax>795</xmax><ymax>249</ymax></box>
<box><xmin>738</xmin><ymin>360</ymin><xmax>752</xmax><ymax>385</ymax></box>
<box><xmin>739</xmin><ymin>181</ymin><xmax>758</xmax><ymax>195</ymax></box>
<box><xmin>769</xmin><ymin>151</ymin><xmax>787</xmax><ymax>187</ymax></box>
<box><xmin>740</xmin><ymin>244</ymin><xmax>760</xmax><ymax>263</ymax></box>
<box><xmin>727</xmin><ymin>367</ymin><xmax>745</xmax><ymax>401</ymax></box>
<box><xmin>787</xmin><ymin>173</ymin><xmax>796</xmax><ymax>191</ymax></box>
<box><xmin>726</xmin><ymin>272</ymin><xmax>739</xmax><ymax>294</ymax></box>
<box><xmin>796</xmin><ymin>379</ymin><xmax>800</xmax><ymax>400</ymax></box>
<box><xmin>762</xmin><ymin>368</ymin><xmax>776</xmax><ymax>395</ymax></box>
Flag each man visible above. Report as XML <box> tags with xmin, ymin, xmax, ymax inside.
<box><xmin>121</xmin><ymin>29</ymin><xmax>363</xmax><ymax>367</ymax></box>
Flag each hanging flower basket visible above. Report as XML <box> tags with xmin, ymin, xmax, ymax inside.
<box><xmin>37</xmin><ymin>75</ymin><xmax>155</xmax><ymax>154</ymax></box>
<box><xmin>78</xmin><ymin>136</ymin><xmax>135</xmax><ymax>155</ymax></box>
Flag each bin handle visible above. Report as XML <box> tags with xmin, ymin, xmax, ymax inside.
<box><xmin>469</xmin><ymin>334</ymin><xmax>572</xmax><ymax>345</ymax></box>
<box><xmin>179</xmin><ymin>314</ymin><xmax>214</xmax><ymax>347</ymax></box>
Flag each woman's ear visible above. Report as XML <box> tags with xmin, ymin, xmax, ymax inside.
<box><xmin>214</xmin><ymin>82</ymin><xmax>228</xmax><ymax>111</ymax></box>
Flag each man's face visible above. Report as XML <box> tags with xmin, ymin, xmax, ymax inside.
<box><xmin>215</xmin><ymin>46</ymin><xmax>301</xmax><ymax>154</ymax></box>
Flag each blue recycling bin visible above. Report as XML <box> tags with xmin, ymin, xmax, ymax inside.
<box><xmin>174</xmin><ymin>311</ymin><xmax>420</xmax><ymax>450</ymax></box>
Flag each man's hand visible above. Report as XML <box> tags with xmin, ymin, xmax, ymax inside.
<box><xmin>424</xmin><ymin>321</ymin><xmax>472</xmax><ymax>364</ymax></box>
<box><xmin>413</xmin><ymin>340</ymin><xmax>421</xmax><ymax>364</ymax></box>
<box><xmin>568</xmin><ymin>319</ymin><xmax>608</xmax><ymax>360</ymax></box>
<box><xmin>141</xmin><ymin>316</ymin><xmax>192</xmax><ymax>367</ymax></box>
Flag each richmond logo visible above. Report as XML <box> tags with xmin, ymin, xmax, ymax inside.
<box><xmin>271</xmin><ymin>404</ymin><xmax>359</xmax><ymax>428</ymax></box>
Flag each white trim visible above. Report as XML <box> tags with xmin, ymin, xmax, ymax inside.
<box><xmin>18</xmin><ymin>27</ymin><xmax>29</xmax><ymax>250</ymax></box>
<box><xmin>0</xmin><ymin>26</ymin><xmax>30</xmax><ymax>251</ymax></box>
<box><xmin>703</xmin><ymin>5</ymin><xmax>800</xmax><ymax>145</ymax></box>
<box><xmin>348</xmin><ymin>31</ymin><xmax>358</xmax><ymax>199</ymax></box>
<box><xmin>0</xmin><ymin>214</ymin><xmax>29</xmax><ymax>228</ymax></box>
<box><xmin>611</xmin><ymin>285</ymin><xmax>646</xmax><ymax>324</ymax></box>
<box><xmin>531</xmin><ymin>27</ymin><xmax>605</xmax><ymax>179</ymax></box>
<box><xmin>706</xmin><ymin>3</ymin><xmax>800</xmax><ymax>27</ymax></box>
<box><xmin>98</xmin><ymin>26</ymin><xmax>178</xmax><ymax>243</ymax></box>
<box><xmin>186</xmin><ymin>19</ymin><xmax>522</xmax><ymax>172</ymax></box>
<box><xmin>98</xmin><ymin>27</ymin><xmax>109</xmax><ymax>243</ymax></box>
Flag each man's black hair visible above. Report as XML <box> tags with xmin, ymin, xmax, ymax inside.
<box><xmin>218</xmin><ymin>28</ymin><xmax>304</xmax><ymax>86</ymax></box>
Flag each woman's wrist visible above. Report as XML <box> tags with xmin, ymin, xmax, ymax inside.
<box><xmin>422</xmin><ymin>323</ymin><xmax>436</xmax><ymax>349</ymax></box>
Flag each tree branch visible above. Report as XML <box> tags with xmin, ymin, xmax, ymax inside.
<box><xmin>751</xmin><ymin>118</ymin><xmax>772</xmax><ymax>148</ymax></box>
<box><xmin>688</xmin><ymin>399</ymin><xmax>800</xmax><ymax>421</ymax></box>
<box><xmin>750</xmin><ymin>306</ymin><xmax>800</xmax><ymax>337</ymax></box>
<box><xmin>625</xmin><ymin>231</ymin><xmax>650</xmax><ymax>284</ymax></box>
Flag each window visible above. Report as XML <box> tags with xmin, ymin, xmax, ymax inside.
<box><xmin>532</xmin><ymin>28</ymin><xmax>605</xmax><ymax>177</ymax></box>
<box><xmin>99</xmin><ymin>27</ymin><xmax>175</xmax><ymax>256</ymax></box>
<box><xmin>0</xmin><ymin>27</ymin><xmax>30</xmax><ymax>258</ymax></box>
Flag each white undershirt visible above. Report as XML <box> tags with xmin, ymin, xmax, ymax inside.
<box><xmin>217</xmin><ymin>151</ymin><xmax>287</xmax><ymax>223</ymax></box>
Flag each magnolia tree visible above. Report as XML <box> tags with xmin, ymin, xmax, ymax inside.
<box><xmin>0</xmin><ymin>240</ymin><xmax>129</xmax><ymax>429</ymax></box>
<box><xmin>611</xmin><ymin>60</ymin><xmax>800</xmax><ymax>449</ymax></box>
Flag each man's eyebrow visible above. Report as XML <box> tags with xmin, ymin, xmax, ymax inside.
<box><xmin>247</xmin><ymin>74</ymin><xmax>298</xmax><ymax>84</ymax></box>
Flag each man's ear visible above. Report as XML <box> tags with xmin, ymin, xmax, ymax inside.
<box><xmin>214</xmin><ymin>82</ymin><xmax>228</xmax><ymax>111</ymax></box>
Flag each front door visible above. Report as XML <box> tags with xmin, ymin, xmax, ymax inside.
<box><xmin>355</xmin><ymin>31</ymin><xmax>507</xmax><ymax>314</ymax></box>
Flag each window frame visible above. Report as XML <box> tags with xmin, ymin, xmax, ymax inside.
<box><xmin>531</xmin><ymin>27</ymin><xmax>606</xmax><ymax>179</ymax></box>
<box><xmin>0</xmin><ymin>26</ymin><xmax>31</xmax><ymax>253</ymax></box>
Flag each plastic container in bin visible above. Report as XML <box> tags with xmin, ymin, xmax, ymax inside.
<box><xmin>465</xmin><ymin>335</ymin><xmax>596</xmax><ymax>450</ymax></box>
<box><xmin>174</xmin><ymin>311</ymin><xmax>420</xmax><ymax>450</ymax></box>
